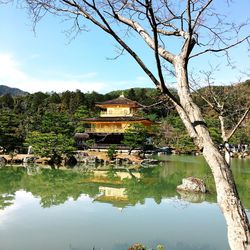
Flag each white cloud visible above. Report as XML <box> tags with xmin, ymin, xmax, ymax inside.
<box><xmin>0</xmin><ymin>191</ymin><xmax>36</xmax><ymax>226</ymax></box>
<box><xmin>0</xmin><ymin>54</ymin><xmax>28</xmax><ymax>82</ymax></box>
<box><xmin>0</xmin><ymin>53</ymin><xmax>154</xmax><ymax>94</ymax></box>
<box><xmin>0</xmin><ymin>53</ymin><xmax>106</xmax><ymax>93</ymax></box>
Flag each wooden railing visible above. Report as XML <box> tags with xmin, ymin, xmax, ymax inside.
<box><xmin>100</xmin><ymin>111</ymin><xmax>133</xmax><ymax>117</ymax></box>
<box><xmin>85</xmin><ymin>128</ymin><xmax>125</xmax><ymax>133</ymax></box>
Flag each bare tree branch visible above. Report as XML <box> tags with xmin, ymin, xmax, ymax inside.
<box><xmin>225</xmin><ymin>107</ymin><xmax>250</xmax><ymax>142</ymax></box>
<box><xmin>192</xmin><ymin>0</ymin><xmax>213</xmax><ymax>30</ymax></box>
<box><xmin>113</xmin><ymin>12</ymin><xmax>175</xmax><ymax>63</ymax></box>
<box><xmin>190</xmin><ymin>35</ymin><xmax>250</xmax><ymax>59</ymax></box>
<box><xmin>145</xmin><ymin>0</ymin><xmax>174</xmax><ymax>97</ymax></box>
<box><xmin>60</xmin><ymin>0</ymin><xmax>167</xmax><ymax>95</ymax></box>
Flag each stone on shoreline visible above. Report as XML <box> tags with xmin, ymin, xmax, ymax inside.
<box><xmin>140</xmin><ymin>159</ymin><xmax>159</xmax><ymax>167</ymax></box>
<box><xmin>0</xmin><ymin>156</ymin><xmax>7</xmax><ymax>167</ymax></box>
<box><xmin>177</xmin><ymin>177</ymin><xmax>206</xmax><ymax>193</ymax></box>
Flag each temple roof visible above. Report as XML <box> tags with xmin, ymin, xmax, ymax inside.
<box><xmin>74</xmin><ymin>133</ymin><xmax>90</xmax><ymax>139</ymax></box>
<box><xmin>96</xmin><ymin>94</ymin><xmax>141</xmax><ymax>108</ymax></box>
<box><xmin>81</xmin><ymin>116</ymin><xmax>152</xmax><ymax>123</ymax></box>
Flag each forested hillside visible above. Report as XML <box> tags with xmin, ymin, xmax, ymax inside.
<box><xmin>0</xmin><ymin>80</ymin><xmax>249</xmax><ymax>154</ymax></box>
<box><xmin>0</xmin><ymin>85</ymin><xmax>28</xmax><ymax>96</ymax></box>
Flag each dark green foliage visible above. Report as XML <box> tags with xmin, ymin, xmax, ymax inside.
<box><xmin>157</xmin><ymin>115</ymin><xmax>197</xmax><ymax>152</ymax></box>
<box><xmin>47</xmin><ymin>92</ymin><xmax>61</xmax><ymax>104</ymax></box>
<box><xmin>27</xmin><ymin>92</ymin><xmax>49</xmax><ymax>112</ymax></box>
<box><xmin>193</xmin><ymin>80</ymin><xmax>250</xmax><ymax>135</ymax></box>
<box><xmin>107</xmin><ymin>144</ymin><xmax>117</xmax><ymax>160</ymax></box>
<box><xmin>0</xmin><ymin>81</ymin><xmax>249</xmax><ymax>153</ymax></box>
<box><xmin>0</xmin><ymin>94</ymin><xmax>14</xmax><ymax>109</ymax></box>
<box><xmin>230</xmin><ymin>127</ymin><xmax>250</xmax><ymax>145</ymax></box>
<box><xmin>74</xmin><ymin>105</ymin><xmax>94</xmax><ymax>133</ymax></box>
<box><xmin>127</xmin><ymin>88</ymin><xmax>136</xmax><ymax>100</ymax></box>
<box><xmin>0</xmin><ymin>109</ymin><xmax>24</xmax><ymax>151</ymax></box>
<box><xmin>123</xmin><ymin>123</ymin><xmax>149</xmax><ymax>154</ymax></box>
<box><xmin>25</xmin><ymin>131</ymin><xmax>75</xmax><ymax>165</ymax></box>
<box><xmin>39</xmin><ymin>111</ymin><xmax>74</xmax><ymax>135</ymax></box>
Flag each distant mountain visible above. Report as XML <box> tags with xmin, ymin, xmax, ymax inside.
<box><xmin>0</xmin><ymin>85</ymin><xmax>29</xmax><ymax>96</ymax></box>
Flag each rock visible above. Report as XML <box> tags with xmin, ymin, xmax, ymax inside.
<box><xmin>119</xmin><ymin>157</ymin><xmax>132</xmax><ymax>165</ymax></box>
<box><xmin>0</xmin><ymin>157</ymin><xmax>7</xmax><ymax>167</ymax></box>
<box><xmin>177</xmin><ymin>189</ymin><xmax>206</xmax><ymax>203</ymax></box>
<box><xmin>96</xmin><ymin>158</ymin><xmax>104</xmax><ymax>164</ymax></box>
<box><xmin>35</xmin><ymin>157</ymin><xmax>50</xmax><ymax>165</ymax></box>
<box><xmin>23</xmin><ymin>156</ymin><xmax>36</xmax><ymax>164</ymax></box>
<box><xmin>74</xmin><ymin>151</ymin><xmax>89</xmax><ymax>162</ymax></box>
<box><xmin>177</xmin><ymin>177</ymin><xmax>206</xmax><ymax>193</ymax></box>
<box><xmin>140</xmin><ymin>159</ymin><xmax>159</xmax><ymax>167</ymax></box>
<box><xmin>64</xmin><ymin>156</ymin><xmax>77</xmax><ymax>167</ymax></box>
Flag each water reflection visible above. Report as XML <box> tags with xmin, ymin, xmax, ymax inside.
<box><xmin>0</xmin><ymin>156</ymin><xmax>249</xmax><ymax>250</ymax></box>
<box><xmin>176</xmin><ymin>190</ymin><xmax>206</xmax><ymax>203</ymax></box>
<box><xmin>0</xmin><ymin>155</ymin><xmax>250</xmax><ymax>210</ymax></box>
<box><xmin>26</xmin><ymin>164</ymin><xmax>42</xmax><ymax>176</ymax></box>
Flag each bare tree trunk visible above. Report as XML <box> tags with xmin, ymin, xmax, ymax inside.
<box><xmin>203</xmin><ymin>143</ymin><xmax>250</xmax><ymax>250</ymax></box>
<box><xmin>174</xmin><ymin>57</ymin><xmax>250</xmax><ymax>250</ymax></box>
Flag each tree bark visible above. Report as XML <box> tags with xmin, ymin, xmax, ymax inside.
<box><xmin>174</xmin><ymin>57</ymin><xmax>250</xmax><ymax>250</ymax></box>
<box><xmin>203</xmin><ymin>143</ymin><xmax>250</xmax><ymax>250</ymax></box>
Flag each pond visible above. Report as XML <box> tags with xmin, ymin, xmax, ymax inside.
<box><xmin>0</xmin><ymin>155</ymin><xmax>249</xmax><ymax>250</ymax></box>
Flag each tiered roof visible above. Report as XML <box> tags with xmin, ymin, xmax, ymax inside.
<box><xmin>82</xmin><ymin>94</ymin><xmax>152</xmax><ymax>124</ymax></box>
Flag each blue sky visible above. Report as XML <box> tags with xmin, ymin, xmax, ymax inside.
<box><xmin>0</xmin><ymin>1</ymin><xmax>249</xmax><ymax>94</ymax></box>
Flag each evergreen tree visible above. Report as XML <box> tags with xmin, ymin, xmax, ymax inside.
<box><xmin>123</xmin><ymin>123</ymin><xmax>149</xmax><ymax>155</ymax></box>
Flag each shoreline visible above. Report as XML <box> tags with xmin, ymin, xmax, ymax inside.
<box><xmin>1</xmin><ymin>150</ymin><xmax>249</xmax><ymax>167</ymax></box>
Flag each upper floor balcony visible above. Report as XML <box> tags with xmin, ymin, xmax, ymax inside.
<box><xmin>100</xmin><ymin>110</ymin><xmax>134</xmax><ymax>117</ymax></box>
<box><xmin>85</xmin><ymin>127</ymin><xmax>125</xmax><ymax>133</ymax></box>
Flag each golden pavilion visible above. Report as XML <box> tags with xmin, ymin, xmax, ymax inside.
<box><xmin>80</xmin><ymin>94</ymin><xmax>154</xmax><ymax>148</ymax></box>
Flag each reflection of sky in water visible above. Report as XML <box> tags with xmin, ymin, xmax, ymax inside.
<box><xmin>1</xmin><ymin>156</ymin><xmax>249</xmax><ymax>250</ymax></box>
<box><xmin>0</xmin><ymin>191</ymin><xmax>232</xmax><ymax>250</ymax></box>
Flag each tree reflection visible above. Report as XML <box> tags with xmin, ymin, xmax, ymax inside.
<box><xmin>0</xmin><ymin>158</ymin><xmax>249</xmax><ymax>210</ymax></box>
<box><xmin>0</xmin><ymin>167</ymin><xmax>24</xmax><ymax>209</ymax></box>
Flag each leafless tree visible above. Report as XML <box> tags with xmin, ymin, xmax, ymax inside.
<box><xmin>15</xmin><ymin>0</ymin><xmax>250</xmax><ymax>249</ymax></box>
<box><xmin>190</xmin><ymin>70</ymin><xmax>250</xmax><ymax>160</ymax></box>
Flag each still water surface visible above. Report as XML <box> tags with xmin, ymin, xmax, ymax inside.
<box><xmin>0</xmin><ymin>155</ymin><xmax>249</xmax><ymax>250</ymax></box>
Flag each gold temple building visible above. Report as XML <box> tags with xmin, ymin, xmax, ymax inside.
<box><xmin>79</xmin><ymin>94</ymin><xmax>154</xmax><ymax>149</ymax></box>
